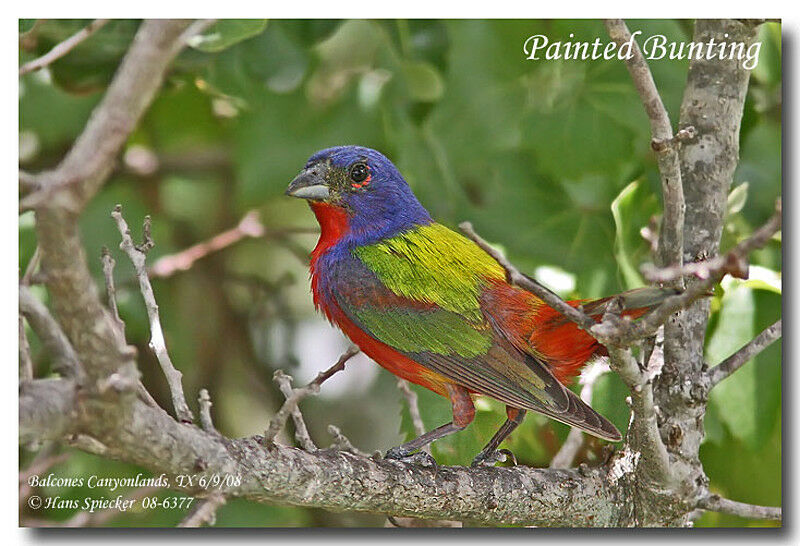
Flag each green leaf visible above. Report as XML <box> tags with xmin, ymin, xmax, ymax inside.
<box><xmin>587</xmin><ymin>371</ymin><xmax>631</xmax><ymax>437</ymax></box>
<box><xmin>380</xmin><ymin>20</ymin><xmax>450</xmax><ymax>73</ymax></box>
<box><xmin>30</xmin><ymin>19</ymin><xmax>139</xmax><ymax>93</ymax></box>
<box><xmin>19</xmin><ymin>70</ymin><xmax>100</xmax><ymax>152</ymax></box>
<box><xmin>699</xmin><ymin>415</ymin><xmax>781</xmax><ymax>527</ymax></box>
<box><xmin>752</xmin><ymin>22</ymin><xmax>782</xmax><ymax>86</ymax></box>
<box><xmin>200</xmin><ymin>22</ymin><xmax>311</xmax><ymax>104</ymax></box>
<box><xmin>727</xmin><ymin>182</ymin><xmax>749</xmax><ymax>216</ymax></box>
<box><xmin>705</xmin><ymin>281</ymin><xmax>782</xmax><ymax>450</ymax></box>
<box><xmin>610</xmin><ymin>180</ymin><xmax>658</xmax><ymax>289</ymax></box>
<box><xmin>19</xmin><ymin>19</ymin><xmax>37</xmax><ymax>34</ymax></box>
<box><xmin>735</xmin><ymin>120</ymin><xmax>781</xmax><ymax>225</ymax></box>
<box><xmin>189</xmin><ymin>20</ymin><xmax>268</xmax><ymax>53</ymax></box>
<box><xmin>402</xmin><ymin>61</ymin><xmax>445</xmax><ymax>102</ymax></box>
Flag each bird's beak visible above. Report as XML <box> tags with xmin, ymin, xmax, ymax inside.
<box><xmin>285</xmin><ymin>163</ymin><xmax>330</xmax><ymax>201</ymax></box>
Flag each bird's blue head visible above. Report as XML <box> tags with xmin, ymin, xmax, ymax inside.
<box><xmin>286</xmin><ymin>146</ymin><xmax>432</xmax><ymax>245</ymax></box>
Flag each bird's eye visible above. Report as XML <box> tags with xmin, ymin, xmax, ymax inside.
<box><xmin>349</xmin><ymin>163</ymin><xmax>369</xmax><ymax>184</ymax></box>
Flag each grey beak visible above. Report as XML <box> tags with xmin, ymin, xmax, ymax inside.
<box><xmin>285</xmin><ymin>164</ymin><xmax>330</xmax><ymax>201</ymax></box>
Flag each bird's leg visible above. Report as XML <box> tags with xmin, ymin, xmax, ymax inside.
<box><xmin>471</xmin><ymin>406</ymin><xmax>527</xmax><ymax>467</ymax></box>
<box><xmin>385</xmin><ymin>383</ymin><xmax>475</xmax><ymax>465</ymax></box>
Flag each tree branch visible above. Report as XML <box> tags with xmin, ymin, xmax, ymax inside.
<box><xmin>197</xmin><ymin>389</ymin><xmax>218</xmax><ymax>435</ymax></box>
<box><xmin>178</xmin><ymin>493</ymin><xmax>226</xmax><ymax>527</ymax></box>
<box><xmin>112</xmin><ymin>205</ymin><xmax>193</xmax><ymax>424</ymax></box>
<box><xmin>604</xmin><ymin>199</ymin><xmax>782</xmax><ymax>345</ymax></box>
<box><xmin>149</xmin><ymin>209</ymin><xmax>265</xmax><ymax>278</ymax></box>
<box><xmin>19</xmin><ymin>19</ymin><xmax>110</xmax><ymax>77</ymax></box>
<box><xmin>459</xmin><ymin>222</ymin><xmax>597</xmax><ymax>333</ymax></box>
<box><xmin>273</xmin><ymin>372</ymin><xmax>318</xmax><ymax>452</ymax></box>
<box><xmin>606</xmin><ymin>345</ymin><xmax>671</xmax><ymax>484</ymax></box>
<box><xmin>708</xmin><ymin>320</ymin><xmax>782</xmax><ymax>388</ymax></box>
<box><xmin>697</xmin><ymin>494</ymin><xmax>781</xmax><ymax>521</ymax></box>
<box><xmin>396</xmin><ymin>379</ymin><xmax>426</xmax><ymax>438</ymax></box>
<box><xmin>397</xmin><ymin>378</ymin><xmax>430</xmax><ymax>455</ymax></box>
<box><xmin>641</xmin><ymin>199</ymin><xmax>782</xmax><ymax>284</ymax></box>
<box><xmin>19</xmin><ymin>315</ymin><xmax>34</xmax><ymax>382</ymax></box>
<box><xmin>604</xmin><ymin>19</ymin><xmax>686</xmax><ymax>271</ymax></box>
<box><xmin>21</xmin><ymin>19</ymin><xmax>214</xmax><ymax>212</ymax></box>
<box><xmin>19</xmin><ymin>379</ymin><xmax>78</xmax><ymax>445</ymax></box>
<box><xmin>30</xmin><ymin>20</ymin><xmax>212</xmax><ymax>398</ymax></box>
<box><xmin>19</xmin><ymin>285</ymin><xmax>83</xmax><ymax>380</ymax></box>
<box><xmin>264</xmin><ymin>346</ymin><xmax>359</xmax><ymax>447</ymax></box>
<box><xmin>653</xmin><ymin>18</ymin><xmax>762</xmax><ymax>523</ymax></box>
<box><xmin>100</xmin><ymin>246</ymin><xmax>127</xmax><ymax>342</ymax></box>
<box><xmin>20</xmin><ymin>378</ymin><xmax>622</xmax><ymax>526</ymax></box>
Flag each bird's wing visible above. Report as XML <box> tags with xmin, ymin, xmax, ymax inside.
<box><xmin>338</xmin><ymin>223</ymin><xmax>621</xmax><ymax>441</ymax></box>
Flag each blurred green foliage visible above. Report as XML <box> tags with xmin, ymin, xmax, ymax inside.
<box><xmin>19</xmin><ymin>19</ymin><xmax>781</xmax><ymax>527</ymax></box>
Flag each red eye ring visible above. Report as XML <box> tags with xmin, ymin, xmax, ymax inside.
<box><xmin>351</xmin><ymin>173</ymin><xmax>371</xmax><ymax>189</ymax></box>
<box><xmin>349</xmin><ymin>163</ymin><xmax>370</xmax><ymax>189</ymax></box>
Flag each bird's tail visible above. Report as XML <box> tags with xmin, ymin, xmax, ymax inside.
<box><xmin>579</xmin><ymin>286</ymin><xmax>682</xmax><ymax>318</ymax></box>
<box><xmin>528</xmin><ymin>286</ymin><xmax>680</xmax><ymax>384</ymax></box>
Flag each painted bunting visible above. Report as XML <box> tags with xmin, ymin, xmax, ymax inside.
<box><xmin>286</xmin><ymin>145</ymin><xmax>675</xmax><ymax>466</ymax></box>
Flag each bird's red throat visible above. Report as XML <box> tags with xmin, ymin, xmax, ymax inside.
<box><xmin>309</xmin><ymin>202</ymin><xmax>349</xmax><ymax>262</ymax></box>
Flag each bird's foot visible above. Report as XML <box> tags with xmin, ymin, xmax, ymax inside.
<box><xmin>471</xmin><ymin>448</ymin><xmax>517</xmax><ymax>468</ymax></box>
<box><xmin>384</xmin><ymin>447</ymin><xmax>438</xmax><ymax>468</ymax></box>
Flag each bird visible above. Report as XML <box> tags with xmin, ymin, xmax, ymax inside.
<box><xmin>285</xmin><ymin>145</ymin><xmax>677</xmax><ymax>466</ymax></box>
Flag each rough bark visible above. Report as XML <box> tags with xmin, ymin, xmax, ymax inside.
<box><xmin>21</xmin><ymin>378</ymin><xmax>621</xmax><ymax>526</ymax></box>
<box><xmin>656</xmin><ymin>18</ymin><xmax>759</xmax><ymax>521</ymax></box>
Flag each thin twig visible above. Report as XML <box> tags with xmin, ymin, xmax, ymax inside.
<box><xmin>111</xmin><ymin>205</ymin><xmax>194</xmax><ymax>424</ymax></box>
<box><xmin>263</xmin><ymin>346</ymin><xmax>359</xmax><ymax>447</ymax></box>
<box><xmin>396</xmin><ymin>379</ymin><xmax>426</xmax><ymax>437</ymax></box>
<box><xmin>20</xmin><ymin>170</ymin><xmax>40</xmax><ymax>196</ymax></box>
<box><xmin>19</xmin><ymin>315</ymin><xmax>34</xmax><ymax>382</ymax></box>
<box><xmin>309</xmin><ymin>345</ymin><xmax>360</xmax><ymax>387</ymax></box>
<box><xmin>327</xmin><ymin>424</ymin><xmax>371</xmax><ymax>457</ymax></box>
<box><xmin>642</xmin><ymin>258</ymin><xmax>738</xmax><ymax>283</ymax></box>
<box><xmin>697</xmin><ymin>494</ymin><xmax>781</xmax><ymax>521</ymax></box>
<box><xmin>101</xmin><ymin>246</ymin><xmax>127</xmax><ymax>341</ymax></box>
<box><xmin>197</xmin><ymin>389</ymin><xmax>217</xmax><ymax>434</ymax></box>
<box><xmin>19</xmin><ymin>19</ymin><xmax>110</xmax><ymax>77</ymax></box>
<box><xmin>19</xmin><ymin>451</ymin><xmax>70</xmax><ymax>485</ymax></box>
<box><xmin>600</xmin><ymin>200</ymin><xmax>782</xmax><ymax>345</ymax></box>
<box><xmin>274</xmin><ymin>373</ymin><xmax>317</xmax><ymax>451</ymax></box>
<box><xmin>149</xmin><ymin>210</ymin><xmax>264</xmax><ymax>278</ymax></box>
<box><xmin>100</xmin><ymin>246</ymin><xmax>159</xmax><ymax>409</ymax></box>
<box><xmin>606</xmin><ymin>345</ymin><xmax>672</xmax><ymax>483</ymax></box>
<box><xmin>459</xmin><ymin>222</ymin><xmax>597</xmax><ymax>332</ymax></box>
<box><xmin>178</xmin><ymin>493</ymin><xmax>226</xmax><ymax>527</ymax></box>
<box><xmin>642</xmin><ymin>199</ymin><xmax>782</xmax><ymax>284</ymax></box>
<box><xmin>19</xmin><ymin>449</ymin><xmax>70</xmax><ymax>511</ymax></box>
<box><xmin>21</xmin><ymin>19</ymin><xmax>216</xmax><ymax>212</ymax></box>
<box><xmin>604</xmin><ymin>19</ymin><xmax>685</xmax><ymax>271</ymax></box>
<box><xmin>550</xmin><ymin>361</ymin><xmax>609</xmax><ymax>469</ymax></box>
<box><xmin>19</xmin><ymin>285</ymin><xmax>83</xmax><ymax>380</ymax></box>
<box><xmin>396</xmin><ymin>378</ymin><xmax>430</xmax><ymax>455</ymax></box>
<box><xmin>21</xmin><ymin>246</ymin><xmax>41</xmax><ymax>286</ymax></box>
<box><xmin>708</xmin><ymin>320</ymin><xmax>782</xmax><ymax>388</ymax></box>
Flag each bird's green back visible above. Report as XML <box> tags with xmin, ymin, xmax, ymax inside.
<box><xmin>353</xmin><ymin>222</ymin><xmax>505</xmax><ymax>323</ymax></box>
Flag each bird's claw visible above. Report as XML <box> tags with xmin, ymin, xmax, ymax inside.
<box><xmin>384</xmin><ymin>447</ymin><xmax>438</xmax><ymax>468</ymax></box>
<box><xmin>471</xmin><ymin>448</ymin><xmax>517</xmax><ymax>467</ymax></box>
